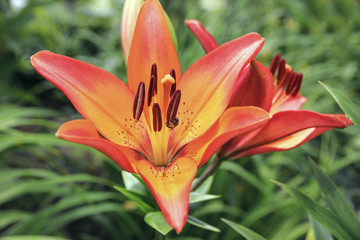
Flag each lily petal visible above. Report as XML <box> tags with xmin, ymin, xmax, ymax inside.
<box><xmin>179</xmin><ymin>107</ymin><xmax>271</xmax><ymax>167</ymax></box>
<box><xmin>31</xmin><ymin>51</ymin><xmax>150</xmax><ymax>154</ymax></box>
<box><xmin>228</xmin><ymin>110</ymin><xmax>350</xmax><ymax>157</ymax></box>
<box><xmin>171</xmin><ymin>33</ymin><xmax>265</xmax><ymax>150</ymax></box>
<box><xmin>121</xmin><ymin>0</ymin><xmax>144</xmax><ymax>64</ymax></box>
<box><xmin>127</xmin><ymin>0</ymin><xmax>181</xmax><ymax>92</ymax></box>
<box><xmin>185</xmin><ymin>19</ymin><xmax>219</xmax><ymax>53</ymax></box>
<box><xmin>56</xmin><ymin>119</ymin><xmax>141</xmax><ymax>173</ymax></box>
<box><xmin>270</xmin><ymin>94</ymin><xmax>307</xmax><ymax>114</ymax></box>
<box><xmin>136</xmin><ymin>157</ymin><xmax>197</xmax><ymax>233</ymax></box>
<box><xmin>228</xmin><ymin>60</ymin><xmax>274</xmax><ymax>112</ymax></box>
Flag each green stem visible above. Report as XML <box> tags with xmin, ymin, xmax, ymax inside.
<box><xmin>191</xmin><ymin>156</ymin><xmax>223</xmax><ymax>191</ymax></box>
<box><xmin>154</xmin><ymin>231</ymin><xmax>165</xmax><ymax>240</ymax></box>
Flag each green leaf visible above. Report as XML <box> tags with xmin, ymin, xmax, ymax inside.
<box><xmin>189</xmin><ymin>192</ymin><xmax>220</xmax><ymax>204</ymax></box>
<box><xmin>273</xmin><ymin>180</ymin><xmax>353</xmax><ymax>240</ymax></box>
<box><xmin>193</xmin><ymin>176</ymin><xmax>214</xmax><ymax>194</ymax></box>
<box><xmin>144</xmin><ymin>212</ymin><xmax>173</xmax><ymax>235</ymax></box>
<box><xmin>221</xmin><ymin>218</ymin><xmax>267</xmax><ymax>240</ymax></box>
<box><xmin>308</xmin><ymin>216</ymin><xmax>333</xmax><ymax>240</ymax></box>
<box><xmin>187</xmin><ymin>216</ymin><xmax>220</xmax><ymax>232</ymax></box>
<box><xmin>319</xmin><ymin>82</ymin><xmax>360</xmax><ymax>130</ymax></box>
<box><xmin>114</xmin><ymin>186</ymin><xmax>155</xmax><ymax>213</ymax></box>
<box><xmin>122</xmin><ymin>171</ymin><xmax>146</xmax><ymax>194</ymax></box>
<box><xmin>310</xmin><ymin>161</ymin><xmax>360</xmax><ymax>238</ymax></box>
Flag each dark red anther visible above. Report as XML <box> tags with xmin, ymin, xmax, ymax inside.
<box><xmin>148</xmin><ymin>75</ymin><xmax>155</xmax><ymax>106</ymax></box>
<box><xmin>133</xmin><ymin>82</ymin><xmax>145</xmax><ymax>120</ymax></box>
<box><xmin>151</xmin><ymin>63</ymin><xmax>158</xmax><ymax>94</ymax></box>
<box><xmin>170</xmin><ymin>69</ymin><xmax>176</xmax><ymax>96</ymax></box>
<box><xmin>291</xmin><ymin>73</ymin><xmax>303</xmax><ymax>97</ymax></box>
<box><xmin>152</xmin><ymin>103</ymin><xmax>162</xmax><ymax>132</ymax></box>
<box><xmin>170</xmin><ymin>69</ymin><xmax>176</xmax><ymax>80</ymax></box>
<box><xmin>270</xmin><ymin>54</ymin><xmax>281</xmax><ymax>75</ymax></box>
<box><xmin>167</xmin><ymin>90</ymin><xmax>181</xmax><ymax>123</ymax></box>
<box><xmin>277</xmin><ymin>59</ymin><xmax>286</xmax><ymax>83</ymax></box>
<box><xmin>285</xmin><ymin>72</ymin><xmax>298</xmax><ymax>95</ymax></box>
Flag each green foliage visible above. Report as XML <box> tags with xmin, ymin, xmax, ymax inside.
<box><xmin>221</xmin><ymin>218</ymin><xmax>267</xmax><ymax>240</ymax></box>
<box><xmin>320</xmin><ymin>82</ymin><xmax>360</xmax><ymax>130</ymax></box>
<box><xmin>274</xmin><ymin>161</ymin><xmax>360</xmax><ymax>240</ymax></box>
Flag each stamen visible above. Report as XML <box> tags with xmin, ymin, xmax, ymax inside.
<box><xmin>285</xmin><ymin>72</ymin><xmax>298</xmax><ymax>95</ymax></box>
<box><xmin>147</xmin><ymin>75</ymin><xmax>155</xmax><ymax>106</ymax></box>
<box><xmin>151</xmin><ymin>63</ymin><xmax>158</xmax><ymax>94</ymax></box>
<box><xmin>277</xmin><ymin>59</ymin><xmax>286</xmax><ymax>82</ymax></box>
<box><xmin>133</xmin><ymin>82</ymin><xmax>145</xmax><ymax>120</ymax></box>
<box><xmin>291</xmin><ymin>73</ymin><xmax>303</xmax><ymax>97</ymax></box>
<box><xmin>270</xmin><ymin>54</ymin><xmax>281</xmax><ymax>75</ymax></box>
<box><xmin>152</xmin><ymin>103</ymin><xmax>162</xmax><ymax>132</ymax></box>
<box><xmin>167</xmin><ymin>90</ymin><xmax>181</xmax><ymax>123</ymax></box>
<box><xmin>170</xmin><ymin>69</ymin><xmax>176</xmax><ymax>97</ymax></box>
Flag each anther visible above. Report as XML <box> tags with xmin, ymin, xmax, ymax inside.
<box><xmin>285</xmin><ymin>72</ymin><xmax>298</xmax><ymax>95</ymax></box>
<box><xmin>148</xmin><ymin>75</ymin><xmax>155</xmax><ymax>106</ymax></box>
<box><xmin>291</xmin><ymin>73</ymin><xmax>303</xmax><ymax>97</ymax></box>
<box><xmin>133</xmin><ymin>82</ymin><xmax>145</xmax><ymax>120</ymax></box>
<box><xmin>270</xmin><ymin>54</ymin><xmax>281</xmax><ymax>75</ymax></box>
<box><xmin>167</xmin><ymin>90</ymin><xmax>181</xmax><ymax>123</ymax></box>
<box><xmin>170</xmin><ymin>69</ymin><xmax>176</xmax><ymax>97</ymax></box>
<box><xmin>151</xmin><ymin>63</ymin><xmax>158</xmax><ymax>94</ymax></box>
<box><xmin>152</xmin><ymin>103</ymin><xmax>162</xmax><ymax>132</ymax></box>
<box><xmin>277</xmin><ymin>59</ymin><xmax>286</xmax><ymax>82</ymax></box>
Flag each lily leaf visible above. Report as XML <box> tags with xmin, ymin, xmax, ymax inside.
<box><xmin>144</xmin><ymin>212</ymin><xmax>173</xmax><ymax>235</ymax></box>
<box><xmin>122</xmin><ymin>171</ymin><xmax>146</xmax><ymax>194</ymax></box>
<box><xmin>189</xmin><ymin>192</ymin><xmax>220</xmax><ymax>204</ymax></box>
<box><xmin>320</xmin><ymin>82</ymin><xmax>360</xmax><ymax>130</ymax></box>
<box><xmin>114</xmin><ymin>186</ymin><xmax>155</xmax><ymax>213</ymax></box>
<box><xmin>221</xmin><ymin>218</ymin><xmax>267</xmax><ymax>240</ymax></box>
<box><xmin>306</xmin><ymin>215</ymin><xmax>333</xmax><ymax>240</ymax></box>
<box><xmin>193</xmin><ymin>176</ymin><xmax>214</xmax><ymax>194</ymax></box>
<box><xmin>272</xmin><ymin>180</ymin><xmax>353</xmax><ymax>240</ymax></box>
<box><xmin>187</xmin><ymin>216</ymin><xmax>220</xmax><ymax>232</ymax></box>
<box><xmin>310</xmin><ymin>161</ymin><xmax>360</xmax><ymax>238</ymax></box>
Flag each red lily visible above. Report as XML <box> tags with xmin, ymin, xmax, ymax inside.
<box><xmin>31</xmin><ymin>0</ymin><xmax>271</xmax><ymax>233</ymax></box>
<box><xmin>186</xmin><ymin>20</ymin><xmax>351</xmax><ymax>160</ymax></box>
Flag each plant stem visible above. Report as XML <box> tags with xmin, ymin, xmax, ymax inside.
<box><xmin>191</xmin><ymin>156</ymin><xmax>223</xmax><ymax>191</ymax></box>
<box><xmin>154</xmin><ymin>231</ymin><xmax>165</xmax><ymax>240</ymax></box>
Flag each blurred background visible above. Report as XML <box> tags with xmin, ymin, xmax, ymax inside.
<box><xmin>1</xmin><ymin>0</ymin><xmax>359</xmax><ymax>239</ymax></box>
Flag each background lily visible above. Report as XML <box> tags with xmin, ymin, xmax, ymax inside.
<box><xmin>186</xmin><ymin>19</ymin><xmax>351</xmax><ymax>160</ymax></box>
<box><xmin>30</xmin><ymin>0</ymin><xmax>271</xmax><ymax>233</ymax></box>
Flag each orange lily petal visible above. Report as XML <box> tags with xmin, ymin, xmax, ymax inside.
<box><xmin>31</xmin><ymin>51</ymin><xmax>150</xmax><ymax>154</ymax></box>
<box><xmin>228</xmin><ymin>60</ymin><xmax>274</xmax><ymax>112</ymax></box>
<box><xmin>270</xmin><ymin>94</ymin><xmax>307</xmax><ymax>114</ymax></box>
<box><xmin>185</xmin><ymin>19</ymin><xmax>219</xmax><ymax>53</ymax></box>
<box><xmin>121</xmin><ymin>0</ymin><xmax>144</xmax><ymax>63</ymax></box>
<box><xmin>237</xmin><ymin>128</ymin><xmax>318</xmax><ymax>157</ymax></box>
<box><xmin>179</xmin><ymin>107</ymin><xmax>271</xmax><ymax>167</ymax></box>
<box><xmin>136</xmin><ymin>157</ymin><xmax>197</xmax><ymax>233</ymax></box>
<box><xmin>56</xmin><ymin>119</ymin><xmax>142</xmax><ymax>173</ymax></box>
<box><xmin>171</xmin><ymin>33</ymin><xmax>265</xmax><ymax>150</ymax></box>
<box><xmin>227</xmin><ymin>110</ymin><xmax>350</xmax><ymax>158</ymax></box>
<box><xmin>127</xmin><ymin>0</ymin><xmax>181</xmax><ymax>92</ymax></box>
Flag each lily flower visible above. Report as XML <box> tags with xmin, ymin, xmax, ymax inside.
<box><xmin>31</xmin><ymin>0</ymin><xmax>271</xmax><ymax>233</ymax></box>
<box><xmin>186</xmin><ymin>20</ymin><xmax>351</xmax><ymax>160</ymax></box>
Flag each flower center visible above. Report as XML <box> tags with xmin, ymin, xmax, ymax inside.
<box><xmin>270</xmin><ymin>54</ymin><xmax>303</xmax><ymax>113</ymax></box>
<box><xmin>132</xmin><ymin>63</ymin><xmax>181</xmax><ymax>166</ymax></box>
